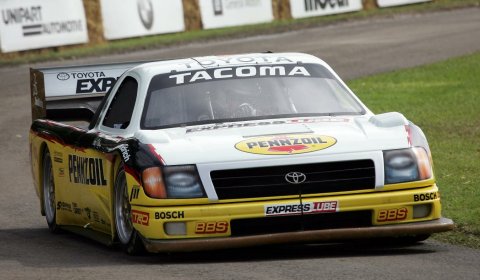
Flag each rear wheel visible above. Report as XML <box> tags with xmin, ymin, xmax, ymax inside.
<box><xmin>42</xmin><ymin>148</ymin><xmax>59</xmax><ymax>233</ymax></box>
<box><xmin>114</xmin><ymin>166</ymin><xmax>145</xmax><ymax>255</ymax></box>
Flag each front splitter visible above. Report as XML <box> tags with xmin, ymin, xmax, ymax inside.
<box><xmin>142</xmin><ymin>217</ymin><xmax>454</xmax><ymax>252</ymax></box>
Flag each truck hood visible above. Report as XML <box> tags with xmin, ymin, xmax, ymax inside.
<box><xmin>135</xmin><ymin>114</ymin><xmax>410</xmax><ymax>165</ymax></box>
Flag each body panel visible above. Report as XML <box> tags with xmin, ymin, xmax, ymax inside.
<box><xmin>29</xmin><ymin>52</ymin><xmax>453</xmax><ymax>252</ymax></box>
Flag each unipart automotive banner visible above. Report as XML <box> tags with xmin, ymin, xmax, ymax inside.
<box><xmin>290</xmin><ymin>0</ymin><xmax>363</xmax><ymax>19</ymax></box>
<box><xmin>199</xmin><ymin>0</ymin><xmax>273</xmax><ymax>29</ymax></box>
<box><xmin>377</xmin><ymin>0</ymin><xmax>431</xmax><ymax>7</ymax></box>
<box><xmin>0</xmin><ymin>0</ymin><xmax>88</xmax><ymax>53</ymax></box>
<box><xmin>100</xmin><ymin>0</ymin><xmax>185</xmax><ymax>40</ymax></box>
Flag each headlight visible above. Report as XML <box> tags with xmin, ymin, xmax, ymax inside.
<box><xmin>142</xmin><ymin>165</ymin><xmax>205</xmax><ymax>199</ymax></box>
<box><xmin>384</xmin><ymin>148</ymin><xmax>432</xmax><ymax>184</ymax></box>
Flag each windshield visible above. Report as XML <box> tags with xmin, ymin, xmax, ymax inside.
<box><xmin>141</xmin><ymin>63</ymin><xmax>365</xmax><ymax>129</ymax></box>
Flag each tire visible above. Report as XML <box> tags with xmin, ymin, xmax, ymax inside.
<box><xmin>42</xmin><ymin>148</ymin><xmax>60</xmax><ymax>233</ymax></box>
<box><xmin>114</xmin><ymin>165</ymin><xmax>145</xmax><ymax>255</ymax></box>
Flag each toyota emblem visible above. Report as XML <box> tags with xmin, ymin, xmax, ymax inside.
<box><xmin>285</xmin><ymin>172</ymin><xmax>307</xmax><ymax>184</ymax></box>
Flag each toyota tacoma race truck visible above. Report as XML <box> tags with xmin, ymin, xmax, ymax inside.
<box><xmin>29</xmin><ymin>53</ymin><xmax>454</xmax><ymax>254</ymax></box>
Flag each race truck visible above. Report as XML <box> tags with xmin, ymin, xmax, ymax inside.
<box><xmin>29</xmin><ymin>52</ymin><xmax>454</xmax><ymax>254</ymax></box>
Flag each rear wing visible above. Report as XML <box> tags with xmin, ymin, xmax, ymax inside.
<box><xmin>30</xmin><ymin>61</ymin><xmax>144</xmax><ymax>122</ymax></box>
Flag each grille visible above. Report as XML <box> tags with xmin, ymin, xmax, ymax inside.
<box><xmin>231</xmin><ymin>211</ymin><xmax>372</xmax><ymax>236</ymax></box>
<box><xmin>210</xmin><ymin>160</ymin><xmax>375</xmax><ymax>200</ymax></box>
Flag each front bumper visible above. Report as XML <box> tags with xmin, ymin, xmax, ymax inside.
<box><xmin>143</xmin><ymin>217</ymin><xmax>454</xmax><ymax>252</ymax></box>
<box><xmin>130</xmin><ymin>184</ymin><xmax>452</xmax><ymax>252</ymax></box>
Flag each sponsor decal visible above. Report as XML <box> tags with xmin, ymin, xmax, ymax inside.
<box><xmin>57</xmin><ymin>72</ymin><xmax>70</xmax><ymax>81</ymax></box>
<box><xmin>235</xmin><ymin>134</ymin><xmax>336</xmax><ymax>155</ymax></box>
<box><xmin>183</xmin><ymin>56</ymin><xmax>293</xmax><ymax>68</ymax></box>
<box><xmin>93</xmin><ymin>211</ymin><xmax>100</xmax><ymax>223</ymax></box>
<box><xmin>265</xmin><ymin>201</ymin><xmax>338</xmax><ymax>216</ymax></box>
<box><xmin>84</xmin><ymin>207</ymin><xmax>92</xmax><ymax>220</ymax></box>
<box><xmin>377</xmin><ymin>207</ymin><xmax>408</xmax><ymax>222</ymax></box>
<box><xmin>155</xmin><ymin>211</ymin><xmax>185</xmax><ymax>220</ymax></box>
<box><xmin>414</xmin><ymin>192</ymin><xmax>438</xmax><ymax>202</ymax></box>
<box><xmin>195</xmin><ymin>221</ymin><xmax>229</xmax><ymax>234</ymax></box>
<box><xmin>53</xmin><ymin>151</ymin><xmax>63</xmax><ymax>163</ymax></box>
<box><xmin>304</xmin><ymin>0</ymin><xmax>351</xmax><ymax>11</ymax></box>
<box><xmin>57</xmin><ymin>201</ymin><xmax>72</xmax><ymax>212</ymax></box>
<box><xmin>132</xmin><ymin>210</ymin><xmax>150</xmax><ymax>226</ymax></box>
<box><xmin>137</xmin><ymin>0</ymin><xmax>153</xmax><ymax>30</ymax></box>
<box><xmin>118</xmin><ymin>144</ymin><xmax>130</xmax><ymax>162</ymax></box>
<box><xmin>169</xmin><ymin>64</ymin><xmax>310</xmax><ymax>85</ymax></box>
<box><xmin>51</xmin><ymin>71</ymin><xmax>118</xmax><ymax>94</ymax></box>
<box><xmin>68</xmin><ymin>155</ymin><xmax>107</xmax><ymax>186</ymax></box>
<box><xmin>32</xmin><ymin>72</ymin><xmax>43</xmax><ymax>108</ymax></box>
<box><xmin>186</xmin><ymin>117</ymin><xmax>350</xmax><ymax>133</ymax></box>
<box><xmin>74</xmin><ymin>72</ymin><xmax>117</xmax><ymax>94</ymax></box>
<box><xmin>72</xmin><ymin>202</ymin><xmax>82</xmax><ymax>215</ymax></box>
<box><xmin>58</xmin><ymin>168</ymin><xmax>65</xmax><ymax>177</ymax></box>
<box><xmin>129</xmin><ymin>185</ymin><xmax>140</xmax><ymax>201</ymax></box>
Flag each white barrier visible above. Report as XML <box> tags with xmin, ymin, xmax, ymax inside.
<box><xmin>0</xmin><ymin>0</ymin><xmax>88</xmax><ymax>53</ymax></box>
<box><xmin>199</xmin><ymin>0</ymin><xmax>273</xmax><ymax>29</ymax></box>
<box><xmin>100</xmin><ymin>0</ymin><xmax>185</xmax><ymax>40</ymax></box>
<box><xmin>290</xmin><ymin>0</ymin><xmax>363</xmax><ymax>19</ymax></box>
<box><xmin>377</xmin><ymin>0</ymin><xmax>431</xmax><ymax>7</ymax></box>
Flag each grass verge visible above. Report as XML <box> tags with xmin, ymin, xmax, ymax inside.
<box><xmin>348</xmin><ymin>51</ymin><xmax>480</xmax><ymax>249</ymax></box>
<box><xmin>0</xmin><ymin>0</ymin><xmax>479</xmax><ymax>67</ymax></box>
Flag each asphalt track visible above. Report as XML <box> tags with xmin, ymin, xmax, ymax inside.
<box><xmin>1</xmin><ymin>7</ymin><xmax>480</xmax><ymax>280</ymax></box>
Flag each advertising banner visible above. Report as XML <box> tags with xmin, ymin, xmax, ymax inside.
<box><xmin>199</xmin><ymin>0</ymin><xmax>273</xmax><ymax>29</ymax></box>
<box><xmin>100</xmin><ymin>0</ymin><xmax>185</xmax><ymax>40</ymax></box>
<box><xmin>377</xmin><ymin>0</ymin><xmax>431</xmax><ymax>7</ymax></box>
<box><xmin>290</xmin><ymin>0</ymin><xmax>363</xmax><ymax>19</ymax></box>
<box><xmin>0</xmin><ymin>0</ymin><xmax>88</xmax><ymax>53</ymax></box>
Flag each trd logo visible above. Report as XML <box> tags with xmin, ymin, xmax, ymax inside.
<box><xmin>377</xmin><ymin>208</ymin><xmax>408</xmax><ymax>222</ymax></box>
<box><xmin>132</xmin><ymin>210</ymin><xmax>149</xmax><ymax>226</ymax></box>
<box><xmin>195</xmin><ymin>221</ymin><xmax>228</xmax><ymax>234</ymax></box>
<box><xmin>76</xmin><ymin>77</ymin><xmax>117</xmax><ymax>94</ymax></box>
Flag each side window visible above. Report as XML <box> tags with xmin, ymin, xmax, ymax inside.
<box><xmin>102</xmin><ymin>77</ymin><xmax>138</xmax><ymax>129</ymax></box>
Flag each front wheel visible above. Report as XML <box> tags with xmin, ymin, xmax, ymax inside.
<box><xmin>114</xmin><ymin>165</ymin><xmax>145</xmax><ymax>255</ymax></box>
<box><xmin>42</xmin><ymin>148</ymin><xmax>60</xmax><ymax>233</ymax></box>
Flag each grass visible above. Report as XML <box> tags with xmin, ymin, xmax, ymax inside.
<box><xmin>0</xmin><ymin>0</ymin><xmax>479</xmax><ymax>66</ymax></box>
<box><xmin>348</xmin><ymin>52</ymin><xmax>480</xmax><ymax>249</ymax></box>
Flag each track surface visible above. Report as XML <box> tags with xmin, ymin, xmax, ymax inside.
<box><xmin>1</xmin><ymin>7</ymin><xmax>479</xmax><ymax>280</ymax></box>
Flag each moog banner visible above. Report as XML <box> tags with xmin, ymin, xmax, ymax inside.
<box><xmin>377</xmin><ymin>0</ymin><xmax>431</xmax><ymax>7</ymax></box>
<box><xmin>100</xmin><ymin>0</ymin><xmax>185</xmax><ymax>40</ymax></box>
<box><xmin>199</xmin><ymin>0</ymin><xmax>273</xmax><ymax>29</ymax></box>
<box><xmin>0</xmin><ymin>0</ymin><xmax>88</xmax><ymax>53</ymax></box>
<box><xmin>290</xmin><ymin>0</ymin><xmax>363</xmax><ymax>19</ymax></box>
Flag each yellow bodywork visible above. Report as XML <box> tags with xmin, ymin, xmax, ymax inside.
<box><xmin>31</xmin><ymin>131</ymin><xmax>443</xmax><ymax>244</ymax></box>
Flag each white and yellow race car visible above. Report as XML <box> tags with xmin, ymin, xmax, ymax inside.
<box><xmin>29</xmin><ymin>52</ymin><xmax>453</xmax><ymax>254</ymax></box>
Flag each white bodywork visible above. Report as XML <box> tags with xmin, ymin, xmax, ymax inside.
<box><xmin>94</xmin><ymin>53</ymin><xmax>411</xmax><ymax>201</ymax></box>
